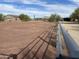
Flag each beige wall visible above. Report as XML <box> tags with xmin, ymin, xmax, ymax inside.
<box><xmin>4</xmin><ymin>16</ymin><xmax>20</xmax><ymax>22</ymax></box>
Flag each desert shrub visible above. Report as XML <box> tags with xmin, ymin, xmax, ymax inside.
<box><xmin>70</xmin><ymin>8</ymin><xmax>79</xmax><ymax>23</ymax></box>
<box><xmin>48</xmin><ymin>14</ymin><xmax>62</xmax><ymax>22</ymax></box>
<box><xmin>19</xmin><ymin>14</ymin><xmax>31</xmax><ymax>21</ymax></box>
<box><xmin>0</xmin><ymin>14</ymin><xmax>4</xmax><ymax>21</ymax></box>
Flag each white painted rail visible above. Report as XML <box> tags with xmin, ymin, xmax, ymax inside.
<box><xmin>56</xmin><ymin>24</ymin><xmax>63</xmax><ymax>57</ymax></box>
<box><xmin>61</xmin><ymin>24</ymin><xmax>79</xmax><ymax>58</ymax></box>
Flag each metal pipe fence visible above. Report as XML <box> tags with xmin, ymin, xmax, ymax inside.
<box><xmin>56</xmin><ymin>22</ymin><xmax>79</xmax><ymax>59</ymax></box>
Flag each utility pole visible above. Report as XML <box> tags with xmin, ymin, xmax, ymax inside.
<box><xmin>34</xmin><ymin>15</ymin><xmax>35</xmax><ymax>20</ymax></box>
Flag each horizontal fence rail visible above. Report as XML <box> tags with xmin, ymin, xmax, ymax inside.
<box><xmin>61</xmin><ymin>24</ymin><xmax>79</xmax><ymax>58</ymax></box>
<box><xmin>56</xmin><ymin>22</ymin><xmax>79</xmax><ymax>59</ymax></box>
<box><xmin>56</xmin><ymin>24</ymin><xmax>63</xmax><ymax>58</ymax></box>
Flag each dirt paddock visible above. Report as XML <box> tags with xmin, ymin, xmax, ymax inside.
<box><xmin>0</xmin><ymin>21</ymin><xmax>57</xmax><ymax>59</ymax></box>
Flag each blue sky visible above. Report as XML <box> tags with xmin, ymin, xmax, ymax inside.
<box><xmin>0</xmin><ymin>0</ymin><xmax>79</xmax><ymax>18</ymax></box>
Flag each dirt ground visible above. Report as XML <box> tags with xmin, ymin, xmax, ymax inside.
<box><xmin>0</xmin><ymin>21</ymin><xmax>57</xmax><ymax>59</ymax></box>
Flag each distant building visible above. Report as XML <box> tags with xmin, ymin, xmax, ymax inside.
<box><xmin>63</xmin><ymin>18</ymin><xmax>71</xmax><ymax>21</ymax></box>
<box><xmin>4</xmin><ymin>15</ymin><xmax>21</xmax><ymax>22</ymax></box>
<box><xmin>34</xmin><ymin>18</ymin><xmax>42</xmax><ymax>20</ymax></box>
<box><xmin>34</xmin><ymin>17</ymin><xmax>48</xmax><ymax>21</ymax></box>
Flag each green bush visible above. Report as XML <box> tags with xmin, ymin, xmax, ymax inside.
<box><xmin>19</xmin><ymin>14</ymin><xmax>31</xmax><ymax>21</ymax></box>
<box><xmin>48</xmin><ymin>14</ymin><xmax>62</xmax><ymax>22</ymax></box>
<box><xmin>0</xmin><ymin>14</ymin><xmax>4</xmax><ymax>21</ymax></box>
<box><xmin>70</xmin><ymin>8</ymin><xmax>79</xmax><ymax>23</ymax></box>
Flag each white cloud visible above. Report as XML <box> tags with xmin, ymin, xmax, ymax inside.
<box><xmin>70</xmin><ymin>0</ymin><xmax>79</xmax><ymax>2</ymax></box>
<box><xmin>0</xmin><ymin>4</ymin><xmax>15</xmax><ymax>10</ymax></box>
<box><xmin>22</xmin><ymin>0</ymin><xmax>78</xmax><ymax>17</ymax></box>
<box><xmin>0</xmin><ymin>4</ymin><xmax>51</xmax><ymax>18</ymax></box>
<box><xmin>3</xmin><ymin>0</ymin><xmax>19</xmax><ymax>2</ymax></box>
<box><xmin>2</xmin><ymin>0</ymin><xmax>47</xmax><ymax>5</ymax></box>
<box><xmin>0</xmin><ymin>4</ymin><xmax>26</xmax><ymax>14</ymax></box>
<box><xmin>0</xmin><ymin>0</ymin><xmax>78</xmax><ymax>18</ymax></box>
<box><xmin>22</xmin><ymin>0</ymin><xmax>47</xmax><ymax>5</ymax></box>
<box><xmin>69</xmin><ymin>0</ymin><xmax>79</xmax><ymax>5</ymax></box>
<box><xmin>39</xmin><ymin>3</ymin><xmax>77</xmax><ymax>17</ymax></box>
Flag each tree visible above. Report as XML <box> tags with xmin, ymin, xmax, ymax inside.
<box><xmin>19</xmin><ymin>14</ymin><xmax>31</xmax><ymax>21</ymax></box>
<box><xmin>48</xmin><ymin>14</ymin><xmax>62</xmax><ymax>22</ymax></box>
<box><xmin>0</xmin><ymin>14</ymin><xmax>4</xmax><ymax>21</ymax></box>
<box><xmin>70</xmin><ymin>8</ymin><xmax>79</xmax><ymax>22</ymax></box>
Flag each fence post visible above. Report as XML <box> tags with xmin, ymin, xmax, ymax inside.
<box><xmin>9</xmin><ymin>54</ymin><xmax>17</xmax><ymax>59</ymax></box>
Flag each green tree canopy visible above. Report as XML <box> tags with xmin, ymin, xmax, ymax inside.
<box><xmin>0</xmin><ymin>14</ymin><xmax>4</xmax><ymax>21</ymax></box>
<box><xmin>19</xmin><ymin>14</ymin><xmax>31</xmax><ymax>21</ymax></box>
<box><xmin>48</xmin><ymin>14</ymin><xmax>62</xmax><ymax>22</ymax></box>
<box><xmin>70</xmin><ymin>8</ymin><xmax>79</xmax><ymax>22</ymax></box>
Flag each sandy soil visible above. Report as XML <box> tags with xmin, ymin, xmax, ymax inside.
<box><xmin>0</xmin><ymin>21</ymin><xmax>57</xmax><ymax>59</ymax></box>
